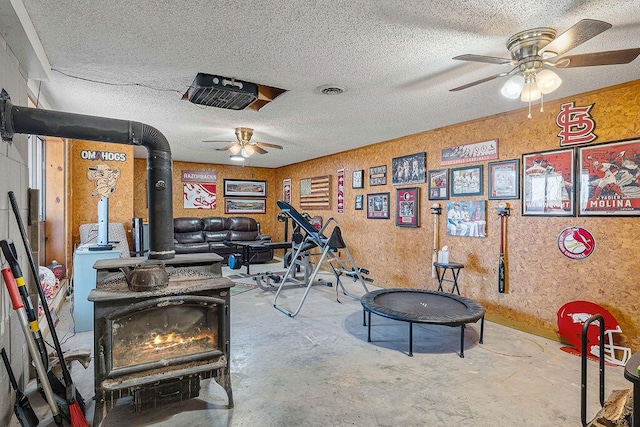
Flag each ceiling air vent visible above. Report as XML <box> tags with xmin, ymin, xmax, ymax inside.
<box><xmin>187</xmin><ymin>73</ymin><xmax>258</xmax><ymax>110</ymax></box>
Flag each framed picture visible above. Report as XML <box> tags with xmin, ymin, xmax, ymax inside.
<box><xmin>396</xmin><ymin>187</ymin><xmax>419</xmax><ymax>227</ymax></box>
<box><xmin>577</xmin><ymin>138</ymin><xmax>640</xmax><ymax>216</ymax></box>
<box><xmin>522</xmin><ymin>148</ymin><xmax>575</xmax><ymax>216</ymax></box>
<box><xmin>392</xmin><ymin>152</ymin><xmax>426</xmax><ymax>185</ymax></box>
<box><xmin>428</xmin><ymin>168</ymin><xmax>449</xmax><ymax>200</ymax></box>
<box><xmin>441</xmin><ymin>139</ymin><xmax>499</xmax><ymax>165</ymax></box>
<box><xmin>282</xmin><ymin>178</ymin><xmax>292</xmax><ymax>203</ymax></box>
<box><xmin>367</xmin><ymin>192</ymin><xmax>390</xmax><ymax>219</ymax></box>
<box><xmin>352</xmin><ymin>170</ymin><xmax>364</xmax><ymax>189</ymax></box>
<box><xmin>488</xmin><ymin>159</ymin><xmax>519</xmax><ymax>200</ymax></box>
<box><xmin>369</xmin><ymin>165</ymin><xmax>387</xmax><ymax>186</ymax></box>
<box><xmin>355</xmin><ymin>194</ymin><xmax>364</xmax><ymax>210</ymax></box>
<box><xmin>451</xmin><ymin>165</ymin><xmax>483</xmax><ymax>197</ymax></box>
<box><xmin>224</xmin><ymin>198</ymin><xmax>266</xmax><ymax>214</ymax></box>
<box><xmin>223</xmin><ymin>179</ymin><xmax>267</xmax><ymax>197</ymax></box>
<box><xmin>445</xmin><ymin>200</ymin><xmax>486</xmax><ymax>237</ymax></box>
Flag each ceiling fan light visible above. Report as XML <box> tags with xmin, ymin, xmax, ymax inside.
<box><xmin>229</xmin><ymin>144</ymin><xmax>242</xmax><ymax>155</ymax></box>
<box><xmin>230</xmin><ymin>155</ymin><xmax>245</xmax><ymax>162</ymax></box>
<box><xmin>536</xmin><ymin>69</ymin><xmax>562</xmax><ymax>94</ymax></box>
<box><xmin>241</xmin><ymin>145</ymin><xmax>255</xmax><ymax>157</ymax></box>
<box><xmin>521</xmin><ymin>82</ymin><xmax>541</xmax><ymax>102</ymax></box>
<box><xmin>501</xmin><ymin>74</ymin><xmax>525</xmax><ymax>99</ymax></box>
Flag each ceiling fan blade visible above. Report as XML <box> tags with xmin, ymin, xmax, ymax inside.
<box><xmin>255</xmin><ymin>142</ymin><xmax>284</xmax><ymax>150</ymax></box>
<box><xmin>550</xmin><ymin>48</ymin><xmax>640</xmax><ymax>68</ymax></box>
<box><xmin>253</xmin><ymin>145</ymin><xmax>268</xmax><ymax>154</ymax></box>
<box><xmin>453</xmin><ymin>54</ymin><xmax>512</xmax><ymax>65</ymax></box>
<box><xmin>214</xmin><ymin>143</ymin><xmax>238</xmax><ymax>151</ymax></box>
<box><xmin>540</xmin><ymin>19</ymin><xmax>612</xmax><ymax>57</ymax></box>
<box><xmin>449</xmin><ymin>70</ymin><xmax>514</xmax><ymax>92</ymax></box>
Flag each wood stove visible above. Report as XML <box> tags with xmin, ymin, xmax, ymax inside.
<box><xmin>88</xmin><ymin>253</ymin><xmax>234</xmax><ymax>427</ymax></box>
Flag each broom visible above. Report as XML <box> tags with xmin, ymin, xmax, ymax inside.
<box><xmin>8</xmin><ymin>191</ymin><xmax>89</xmax><ymax>427</ymax></box>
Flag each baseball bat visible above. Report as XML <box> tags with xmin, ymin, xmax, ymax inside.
<box><xmin>498</xmin><ymin>212</ymin><xmax>505</xmax><ymax>293</ymax></box>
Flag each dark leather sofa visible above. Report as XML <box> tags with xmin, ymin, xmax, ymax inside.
<box><xmin>173</xmin><ymin>216</ymin><xmax>273</xmax><ymax>264</ymax></box>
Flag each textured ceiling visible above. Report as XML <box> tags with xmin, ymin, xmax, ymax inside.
<box><xmin>3</xmin><ymin>0</ymin><xmax>640</xmax><ymax>168</ymax></box>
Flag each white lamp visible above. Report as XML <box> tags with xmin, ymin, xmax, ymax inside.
<box><xmin>500</xmin><ymin>74</ymin><xmax>525</xmax><ymax>99</ymax></box>
<box><xmin>536</xmin><ymin>69</ymin><xmax>562</xmax><ymax>94</ymax></box>
<box><xmin>229</xmin><ymin>143</ymin><xmax>242</xmax><ymax>155</ymax></box>
<box><xmin>520</xmin><ymin>77</ymin><xmax>541</xmax><ymax>102</ymax></box>
<box><xmin>241</xmin><ymin>145</ymin><xmax>255</xmax><ymax>158</ymax></box>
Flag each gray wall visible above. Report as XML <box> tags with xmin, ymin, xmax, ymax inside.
<box><xmin>0</xmin><ymin>32</ymin><xmax>32</xmax><ymax>426</ymax></box>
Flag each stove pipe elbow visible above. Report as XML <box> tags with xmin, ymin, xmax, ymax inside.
<box><xmin>1</xmin><ymin>90</ymin><xmax>175</xmax><ymax>259</ymax></box>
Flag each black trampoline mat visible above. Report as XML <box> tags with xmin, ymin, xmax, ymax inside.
<box><xmin>362</xmin><ymin>289</ymin><xmax>484</xmax><ymax>326</ymax></box>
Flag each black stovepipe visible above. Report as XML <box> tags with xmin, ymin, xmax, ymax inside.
<box><xmin>0</xmin><ymin>90</ymin><xmax>174</xmax><ymax>259</ymax></box>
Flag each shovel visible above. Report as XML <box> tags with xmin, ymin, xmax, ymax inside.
<box><xmin>2</xmin><ymin>347</ymin><xmax>40</xmax><ymax>427</ymax></box>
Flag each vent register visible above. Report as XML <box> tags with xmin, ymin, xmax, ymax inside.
<box><xmin>185</xmin><ymin>73</ymin><xmax>286</xmax><ymax>111</ymax></box>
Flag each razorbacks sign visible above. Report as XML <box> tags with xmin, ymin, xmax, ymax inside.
<box><xmin>555</xmin><ymin>101</ymin><xmax>597</xmax><ymax>146</ymax></box>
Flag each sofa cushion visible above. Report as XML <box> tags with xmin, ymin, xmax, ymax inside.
<box><xmin>174</xmin><ymin>242</ymin><xmax>210</xmax><ymax>253</ymax></box>
<box><xmin>203</xmin><ymin>217</ymin><xmax>228</xmax><ymax>231</ymax></box>
<box><xmin>229</xmin><ymin>230</ymin><xmax>258</xmax><ymax>241</ymax></box>
<box><xmin>174</xmin><ymin>217</ymin><xmax>202</xmax><ymax>233</ymax></box>
<box><xmin>204</xmin><ymin>230</ymin><xmax>230</xmax><ymax>242</ymax></box>
<box><xmin>228</xmin><ymin>216</ymin><xmax>258</xmax><ymax>232</ymax></box>
<box><xmin>175</xmin><ymin>231</ymin><xmax>205</xmax><ymax>244</ymax></box>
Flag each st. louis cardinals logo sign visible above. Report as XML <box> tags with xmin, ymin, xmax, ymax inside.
<box><xmin>556</xmin><ymin>101</ymin><xmax>597</xmax><ymax>146</ymax></box>
<box><xmin>557</xmin><ymin>226</ymin><xmax>595</xmax><ymax>260</ymax></box>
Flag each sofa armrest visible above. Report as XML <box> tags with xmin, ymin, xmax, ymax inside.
<box><xmin>256</xmin><ymin>234</ymin><xmax>271</xmax><ymax>241</ymax></box>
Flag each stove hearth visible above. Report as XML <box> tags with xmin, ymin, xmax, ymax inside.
<box><xmin>88</xmin><ymin>253</ymin><xmax>234</xmax><ymax>426</ymax></box>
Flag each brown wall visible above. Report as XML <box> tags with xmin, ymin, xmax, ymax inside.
<box><xmin>68</xmin><ymin>140</ymin><xmax>134</xmax><ymax>262</ymax></box>
<box><xmin>134</xmin><ymin>159</ymin><xmax>280</xmax><ymax>237</ymax></box>
<box><xmin>129</xmin><ymin>80</ymin><xmax>640</xmax><ymax>351</ymax></box>
<box><xmin>272</xmin><ymin>80</ymin><xmax>640</xmax><ymax>350</ymax></box>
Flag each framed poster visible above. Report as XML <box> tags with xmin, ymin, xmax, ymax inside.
<box><xmin>369</xmin><ymin>165</ymin><xmax>387</xmax><ymax>186</ymax></box>
<box><xmin>183</xmin><ymin>183</ymin><xmax>217</xmax><ymax>209</ymax></box>
<box><xmin>522</xmin><ymin>148</ymin><xmax>575</xmax><ymax>216</ymax></box>
<box><xmin>392</xmin><ymin>152</ymin><xmax>426</xmax><ymax>185</ymax></box>
<box><xmin>300</xmin><ymin>175</ymin><xmax>331</xmax><ymax>210</ymax></box>
<box><xmin>355</xmin><ymin>194</ymin><xmax>364</xmax><ymax>210</ymax></box>
<box><xmin>367</xmin><ymin>192</ymin><xmax>390</xmax><ymax>219</ymax></box>
<box><xmin>224</xmin><ymin>198</ymin><xmax>266</xmax><ymax>214</ymax></box>
<box><xmin>445</xmin><ymin>200</ymin><xmax>486</xmax><ymax>237</ymax></box>
<box><xmin>282</xmin><ymin>178</ymin><xmax>292</xmax><ymax>203</ymax></box>
<box><xmin>396</xmin><ymin>187</ymin><xmax>419</xmax><ymax>227</ymax></box>
<box><xmin>451</xmin><ymin>165</ymin><xmax>483</xmax><ymax>197</ymax></box>
<box><xmin>441</xmin><ymin>139</ymin><xmax>499</xmax><ymax>165</ymax></box>
<box><xmin>488</xmin><ymin>159</ymin><xmax>519</xmax><ymax>200</ymax></box>
<box><xmin>577</xmin><ymin>138</ymin><xmax>640</xmax><ymax>216</ymax></box>
<box><xmin>223</xmin><ymin>179</ymin><xmax>267</xmax><ymax>197</ymax></box>
<box><xmin>428</xmin><ymin>168</ymin><xmax>449</xmax><ymax>200</ymax></box>
<box><xmin>352</xmin><ymin>170</ymin><xmax>364</xmax><ymax>189</ymax></box>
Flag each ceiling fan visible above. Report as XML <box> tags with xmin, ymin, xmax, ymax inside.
<box><xmin>450</xmin><ymin>19</ymin><xmax>640</xmax><ymax>116</ymax></box>
<box><xmin>205</xmin><ymin>127</ymin><xmax>283</xmax><ymax>159</ymax></box>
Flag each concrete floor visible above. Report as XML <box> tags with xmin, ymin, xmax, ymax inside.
<box><xmin>13</xmin><ymin>258</ymin><xmax>633</xmax><ymax>427</ymax></box>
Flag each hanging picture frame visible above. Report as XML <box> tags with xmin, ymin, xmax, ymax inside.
<box><xmin>395</xmin><ymin>187</ymin><xmax>419</xmax><ymax>227</ymax></box>
<box><xmin>391</xmin><ymin>152</ymin><xmax>426</xmax><ymax>185</ymax></box>
<box><xmin>522</xmin><ymin>148</ymin><xmax>575</xmax><ymax>216</ymax></box>
<box><xmin>369</xmin><ymin>165</ymin><xmax>387</xmax><ymax>186</ymax></box>
<box><xmin>352</xmin><ymin>170</ymin><xmax>364</xmax><ymax>189</ymax></box>
<box><xmin>577</xmin><ymin>138</ymin><xmax>640</xmax><ymax>216</ymax></box>
<box><xmin>428</xmin><ymin>168</ymin><xmax>449</xmax><ymax>200</ymax></box>
<box><xmin>366</xmin><ymin>192</ymin><xmax>390</xmax><ymax>219</ymax></box>
<box><xmin>451</xmin><ymin>165</ymin><xmax>483</xmax><ymax>197</ymax></box>
<box><xmin>355</xmin><ymin>194</ymin><xmax>364</xmax><ymax>210</ymax></box>
<box><xmin>488</xmin><ymin>159</ymin><xmax>519</xmax><ymax>200</ymax></box>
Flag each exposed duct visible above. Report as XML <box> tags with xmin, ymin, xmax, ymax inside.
<box><xmin>0</xmin><ymin>89</ymin><xmax>175</xmax><ymax>260</ymax></box>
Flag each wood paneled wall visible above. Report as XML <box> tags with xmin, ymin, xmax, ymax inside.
<box><xmin>128</xmin><ymin>80</ymin><xmax>640</xmax><ymax>351</ymax></box>
<box><xmin>133</xmin><ymin>159</ymin><xmax>279</xmax><ymax>237</ymax></box>
<box><xmin>272</xmin><ymin>80</ymin><xmax>640</xmax><ymax>350</ymax></box>
<box><xmin>68</xmin><ymin>140</ymin><xmax>134</xmax><ymax>263</ymax></box>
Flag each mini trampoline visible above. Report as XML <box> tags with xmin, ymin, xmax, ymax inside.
<box><xmin>361</xmin><ymin>288</ymin><xmax>485</xmax><ymax>357</ymax></box>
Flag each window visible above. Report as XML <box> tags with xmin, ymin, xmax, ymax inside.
<box><xmin>28</xmin><ymin>134</ymin><xmax>46</xmax><ymax>220</ymax></box>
